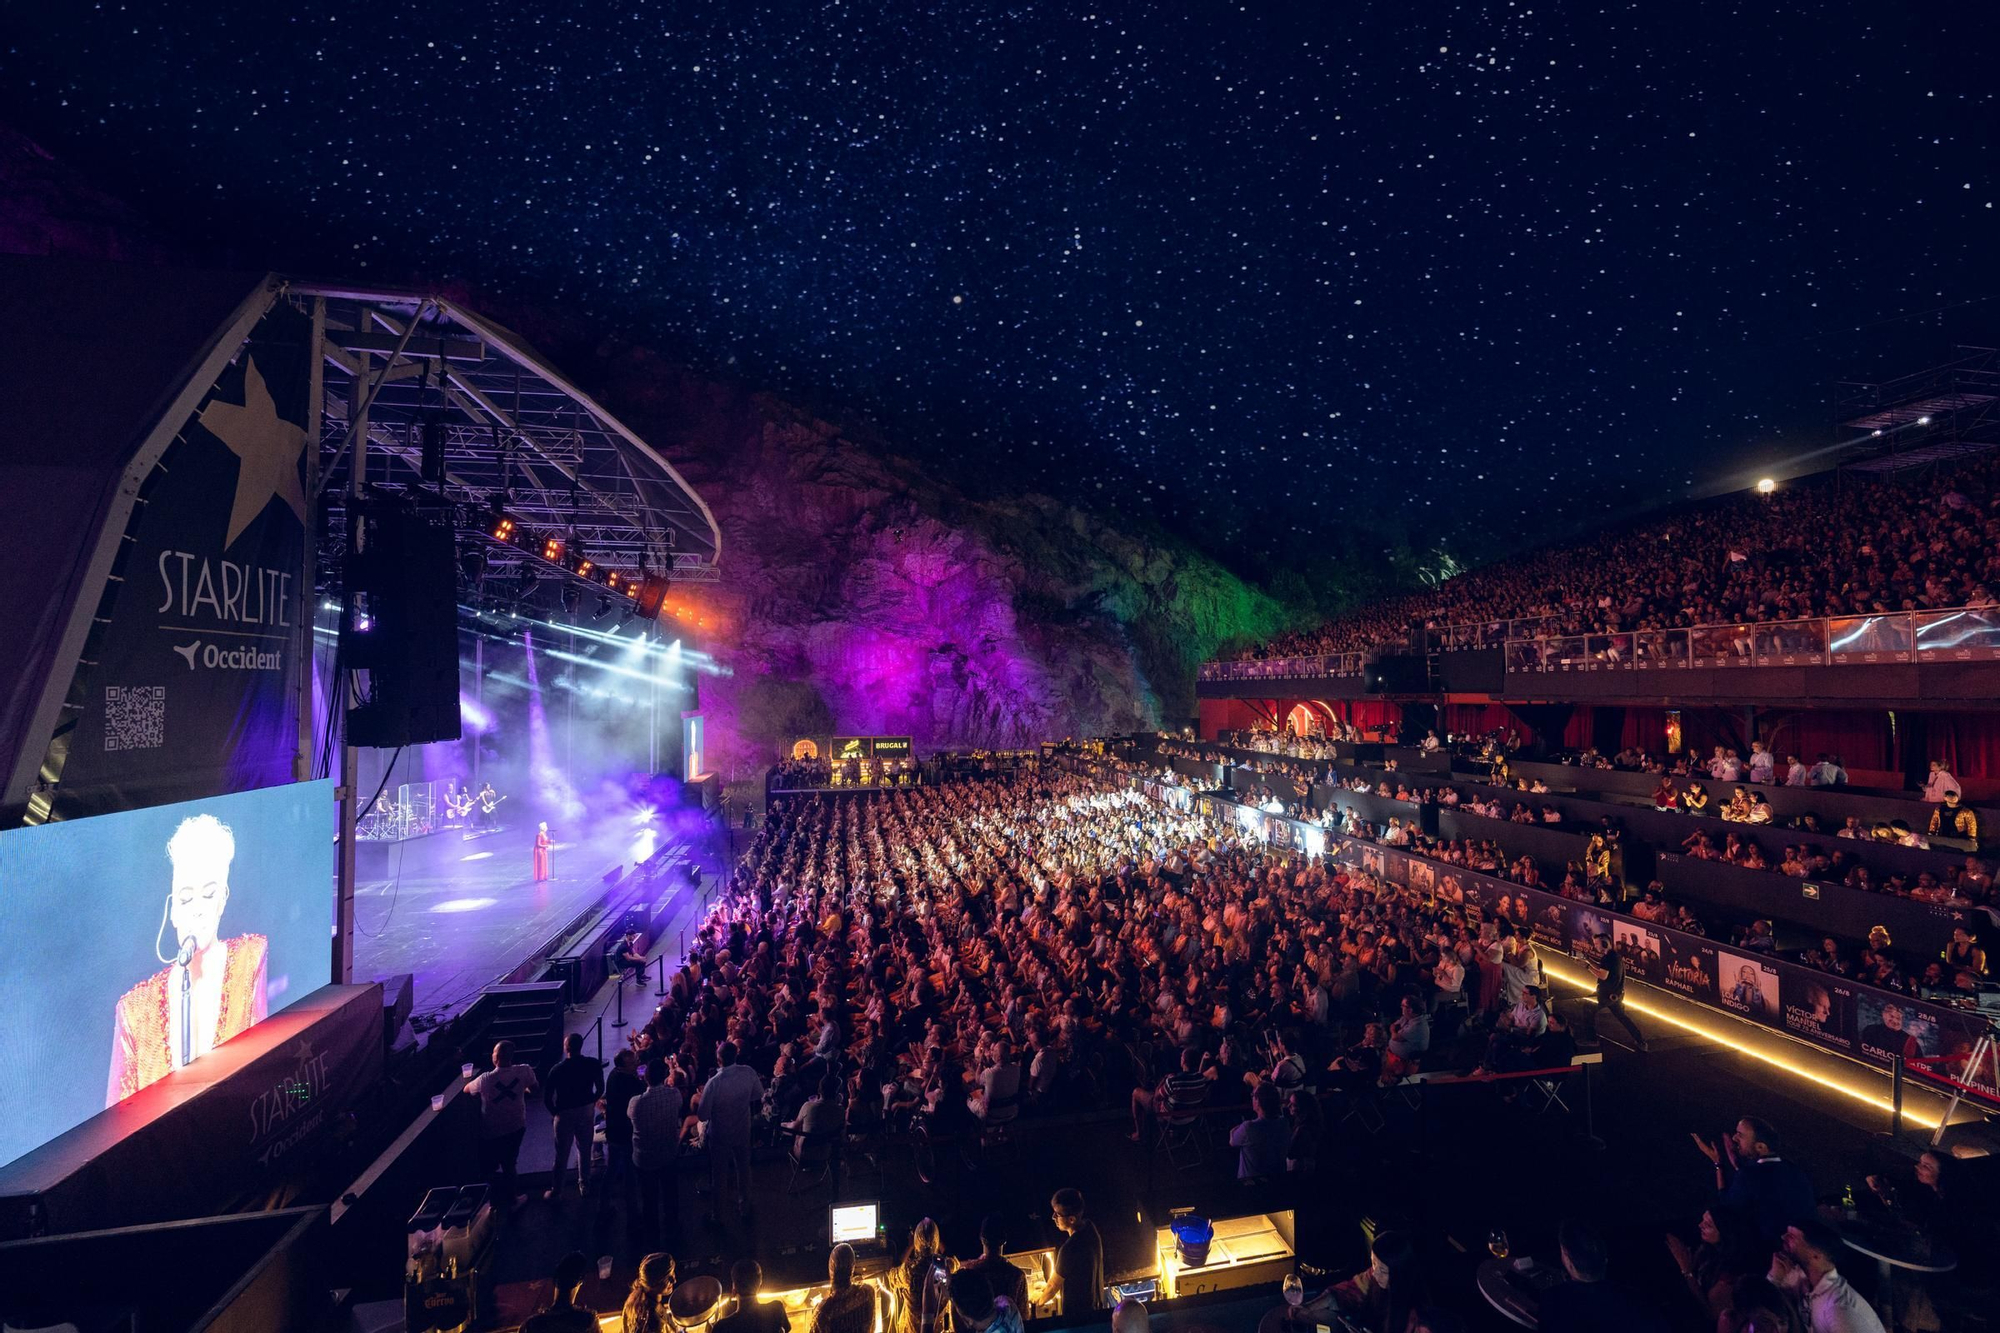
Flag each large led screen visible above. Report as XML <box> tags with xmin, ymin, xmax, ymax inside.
<box><xmin>0</xmin><ymin>780</ymin><xmax>334</xmax><ymax>1168</ymax></box>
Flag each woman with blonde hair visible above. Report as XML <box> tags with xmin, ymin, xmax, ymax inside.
<box><xmin>622</xmin><ymin>1252</ymin><xmax>676</xmax><ymax>1333</ymax></box>
<box><xmin>888</xmin><ymin>1217</ymin><xmax>955</xmax><ymax>1333</ymax></box>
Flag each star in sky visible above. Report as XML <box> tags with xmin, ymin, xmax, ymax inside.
<box><xmin>200</xmin><ymin>354</ymin><xmax>308</xmax><ymax>549</ymax></box>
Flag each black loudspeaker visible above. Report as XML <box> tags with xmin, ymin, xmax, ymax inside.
<box><xmin>347</xmin><ymin>499</ymin><xmax>462</xmax><ymax>747</ymax></box>
<box><xmin>380</xmin><ymin>971</ymin><xmax>414</xmax><ymax>1049</ymax></box>
<box><xmin>1364</xmin><ymin>653</ymin><xmax>1430</xmax><ymax>694</ymax></box>
<box><xmin>1437</xmin><ymin>648</ymin><xmax>1505</xmax><ymax>694</ymax></box>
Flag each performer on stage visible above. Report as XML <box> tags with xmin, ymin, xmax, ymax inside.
<box><xmin>533</xmin><ymin>821</ymin><xmax>554</xmax><ymax>882</ymax></box>
<box><xmin>477</xmin><ymin>781</ymin><xmax>504</xmax><ymax>830</ymax></box>
<box><xmin>107</xmin><ymin>813</ymin><xmax>269</xmax><ymax>1106</ymax></box>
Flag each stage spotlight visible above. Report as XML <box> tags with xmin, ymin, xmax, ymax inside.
<box><xmin>594</xmin><ymin>594</ymin><xmax>613</xmax><ymax>620</ymax></box>
<box><xmin>1917</xmin><ymin>415</ymin><xmax>1932</xmax><ymax>425</ymax></box>
<box><xmin>1755</xmin><ymin>477</ymin><xmax>1776</xmax><ymax>494</ymax></box>
<box><xmin>460</xmin><ymin>548</ymin><xmax>488</xmax><ymax>585</ymax></box>
<box><xmin>559</xmin><ymin>582</ymin><xmax>581</xmax><ymax>613</ymax></box>
<box><xmin>517</xmin><ymin>569</ymin><xmax>539</xmax><ymax>602</ymax></box>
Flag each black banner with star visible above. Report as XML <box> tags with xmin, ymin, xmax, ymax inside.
<box><xmin>39</xmin><ymin>300</ymin><xmax>312</xmax><ymax>821</ymax></box>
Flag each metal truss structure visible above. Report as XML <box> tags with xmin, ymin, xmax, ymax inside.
<box><xmin>1838</xmin><ymin>346</ymin><xmax>2000</xmax><ymax>474</ymax></box>
<box><xmin>297</xmin><ymin>284</ymin><xmax>720</xmax><ymax>602</ymax></box>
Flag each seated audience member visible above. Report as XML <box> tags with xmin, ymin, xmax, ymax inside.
<box><xmin>1381</xmin><ymin>994</ymin><xmax>1431</xmax><ymax>1081</ymax></box>
<box><xmin>946</xmin><ymin>1270</ymin><xmax>1023</xmax><ymax>1333</ymax></box>
<box><xmin>1284</xmin><ymin>1089</ymin><xmax>1323</xmax><ymax>1176</ymax></box>
<box><xmin>959</xmin><ymin>1215</ymin><xmax>1031</xmax><ymax>1315</ymax></box>
<box><xmin>1129</xmin><ymin>1047</ymin><xmax>1208</xmax><ymax>1142</ymax></box>
<box><xmin>1228</xmin><ymin>1082</ymin><xmax>1288</xmax><ymax>1179</ymax></box>
<box><xmin>1537</xmin><ymin>1218</ymin><xmax>1669</xmax><ymax>1333</ymax></box>
<box><xmin>812</xmin><ymin>1246</ymin><xmax>877</xmax><ymax>1333</ymax></box>
<box><xmin>1109</xmin><ymin>1298</ymin><xmax>1148</xmax><ymax>1333</ymax></box>
<box><xmin>1326</xmin><ymin>1023</ymin><xmax>1387</xmax><ymax>1091</ymax></box>
<box><xmin>1767</xmin><ymin>1220</ymin><xmax>1886</xmax><ymax>1333</ymax></box>
<box><xmin>1300</xmin><ymin>1231</ymin><xmax>1421</xmax><ymax>1333</ymax></box>
<box><xmin>1692</xmin><ymin>1117</ymin><xmax>1814</xmax><ymax>1245</ymax></box>
<box><xmin>523</xmin><ymin>1252</ymin><xmax>599</xmax><ymax>1333</ymax></box>
<box><xmin>1666</xmin><ymin>1206</ymin><xmax>1762</xmax><ymax>1323</ymax></box>
<box><xmin>1718</xmin><ymin>1276</ymin><xmax>1804</xmax><ymax>1333</ymax></box>
<box><xmin>717</xmin><ymin>1260</ymin><xmax>791</xmax><ymax>1333</ymax></box>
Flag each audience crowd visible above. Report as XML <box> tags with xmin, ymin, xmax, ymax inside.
<box><xmin>1223</xmin><ymin>455</ymin><xmax>2000</xmax><ymax>661</ymax></box>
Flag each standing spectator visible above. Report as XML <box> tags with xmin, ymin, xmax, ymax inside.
<box><xmin>1749</xmin><ymin>743</ymin><xmax>1776</xmax><ymax>784</ymax></box>
<box><xmin>811</xmin><ymin>1245</ymin><xmax>877</xmax><ymax>1333</ymax></box>
<box><xmin>522</xmin><ymin>1252</ymin><xmax>598</xmax><ymax>1333</ymax></box>
<box><xmin>629</xmin><ymin>1059</ymin><xmax>684</xmax><ymax>1248</ymax></box>
<box><xmin>600</xmin><ymin>1048</ymin><xmax>644</xmax><ymax>1209</ymax></box>
<box><xmin>1692</xmin><ymin>1117</ymin><xmax>1814</xmax><ymax>1244</ymax></box>
<box><xmin>1585</xmin><ymin>934</ymin><xmax>1648</xmax><ymax>1052</ymax></box>
<box><xmin>545</xmin><ymin>1032</ymin><xmax>604</xmax><ymax>1201</ymax></box>
<box><xmin>467</xmin><ymin>1040</ymin><xmax>538</xmax><ymax>1206</ymax></box>
<box><xmin>715</xmin><ymin>1259</ymin><xmax>791</xmax><ymax>1333</ymax></box>
<box><xmin>1043</xmin><ymin>1188</ymin><xmax>1104</xmax><ymax>1318</ymax></box>
<box><xmin>699</xmin><ymin>1041</ymin><xmax>764</xmax><ymax>1222</ymax></box>
<box><xmin>888</xmin><ymin>1218</ymin><xmax>954</xmax><ymax>1333</ymax></box>
<box><xmin>960</xmin><ymin>1215</ymin><xmax>1031</xmax><ymax>1314</ymax></box>
<box><xmin>1809</xmin><ymin>755</ymin><xmax>1847</xmax><ymax>787</ymax></box>
<box><xmin>1923</xmin><ymin>760</ymin><xmax>1961</xmax><ymax>803</ymax></box>
<box><xmin>1784</xmin><ymin>754</ymin><xmax>1808</xmax><ymax>787</ymax></box>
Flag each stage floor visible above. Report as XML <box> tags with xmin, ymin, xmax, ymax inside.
<box><xmin>351</xmin><ymin>821</ymin><xmax>633</xmax><ymax>1025</ymax></box>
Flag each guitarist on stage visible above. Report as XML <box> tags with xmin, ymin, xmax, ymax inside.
<box><xmin>476</xmin><ymin>782</ymin><xmax>505</xmax><ymax>830</ymax></box>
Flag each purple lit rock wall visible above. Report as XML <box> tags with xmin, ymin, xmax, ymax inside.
<box><xmin>594</xmin><ymin>349</ymin><xmax>1288</xmax><ymax>775</ymax></box>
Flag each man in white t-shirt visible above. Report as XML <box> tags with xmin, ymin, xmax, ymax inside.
<box><xmin>466</xmin><ymin>1040</ymin><xmax>539</xmax><ymax>1204</ymax></box>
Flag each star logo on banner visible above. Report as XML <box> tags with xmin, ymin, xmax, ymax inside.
<box><xmin>199</xmin><ymin>355</ymin><xmax>308</xmax><ymax>549</ymax></box>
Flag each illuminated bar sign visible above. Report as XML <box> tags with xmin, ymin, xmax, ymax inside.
<box><xmin>832</xmin><ymin>736</ymin><xmax>869</xmax><ymax>760</ymax></box>
<box><xmin>871</xmin><ymin>736</ymin><xmax>912</xmax><ymax>757</ymax></box>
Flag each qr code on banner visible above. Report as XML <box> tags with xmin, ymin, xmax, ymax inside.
<box><xmin>103</xmin><ymin>685</ymin><xmax>166</xmax><ymax>751</ymax></box>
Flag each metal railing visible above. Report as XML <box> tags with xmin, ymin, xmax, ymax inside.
<box><xmin>1200</xmin><ymin>605</ymin><xmax>2000</xmax><ymax>679</ymax></box>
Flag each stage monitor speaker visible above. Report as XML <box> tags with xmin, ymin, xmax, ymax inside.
<box><xmin>380</xmin><ymin>971</ymin><xmax>414</xmax><ymax>1047</ymax></box>
<box><xmin>348</xmin><ymin>499</ymin><xmax>462</xmax><ymax>747</ymax></box>
<box><xmin>1363</xmin><ymin>653</ymin><xmax>1430</xmax><ymax>694</ymax></box>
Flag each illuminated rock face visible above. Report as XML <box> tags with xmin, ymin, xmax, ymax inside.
<box><xmin>595</xmin><ymin>352</ymin><xmax>1288</xmax><ymax>771</ymax></box>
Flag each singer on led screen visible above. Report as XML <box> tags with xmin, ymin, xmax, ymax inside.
<box><xmin>105</xmin><ymin>813</ymin><xmax>269</xmax><ymax>1104</ymax></box>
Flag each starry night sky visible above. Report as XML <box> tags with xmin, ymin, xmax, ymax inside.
<box><xmin>4</xmin><ymin>2</ymin><xmax>1996</xmax><ymax>572</ymax></box>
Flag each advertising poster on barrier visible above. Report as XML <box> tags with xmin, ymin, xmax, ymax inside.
<box><xmin>1781</xmin><ymin>971</ymin><xmax>1853</xmax><ymax>1051</ymax></box>
<box><xmin>1856</xmin><ymin>992</ymin><xmax>1940</xmax><ymax>1065</ymax></box>
<box><xmin>1659</xmin><ymin>935</ymin><xmax>1718</xmax><ymax>1005</ymax></box>
<box><xmin>1611</xmin><ymin>919</ymin><xmax>1665</xmax><ymax>985</ymax></box>
<box><xmin>1716</xmin><ymin>950</ymin><xmax>1782</xmax><ymax>1024</ymax></box>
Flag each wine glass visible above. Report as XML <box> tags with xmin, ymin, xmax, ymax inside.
<box><xmin>1282</xmin><ymin>1272</ymin><xmax>1304</xmax><ymax>1310</ymax></box>
<box><xmin>1487</xmin><ymin>1228</ymin><xmax>1510</xmax><ymax>1260</ymax></box>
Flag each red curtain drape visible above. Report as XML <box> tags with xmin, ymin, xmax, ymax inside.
<box><xmin>1929</xmin><ymin>713</ymin><xmax>2000</xmax><ymax>791</ymax></box>
<box><xmin>1767</xmin><ymin>711</ymin><xmax>1892</xmax><ymax>771</ymax></box>
<box><xmin>1621</xmin><ymin>709</ymin><xmax>1669</xmax><ymax>753</ymax></box>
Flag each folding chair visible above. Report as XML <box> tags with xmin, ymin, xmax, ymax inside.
<box><xmin>1158</xmin><ymin>1107</ymin><xmax>1208</xmax><ymax>1169</ymax></box>
<box><xmin>1519</xmin><ymin>1071</ymin><xmax>1574</xmax><ymax>1115</ymax></box>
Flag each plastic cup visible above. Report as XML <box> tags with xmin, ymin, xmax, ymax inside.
<box><xmin>461</xmin><ymin>1063</ymin><xmax>476</xmax><ymax>1079</ymax></box>
<box><xmin>431</xmin><ymin>1095</ymin><xmax>446</xmax><ymax>1112</ymax></box>
<box><xmin>598</xmin><ymin>1256</ymin><xmax>614</xmax><ymax>1281</ymax></box>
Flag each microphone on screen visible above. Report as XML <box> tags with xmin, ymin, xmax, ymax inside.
<box><xmin>176</xmin><ymin>935</ymin><xmax>197</xmax><ymax>967</ymax></box>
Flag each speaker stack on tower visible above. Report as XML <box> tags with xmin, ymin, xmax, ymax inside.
<box><xmin>343</xmin><ymin>494</ymin><xmax>463</xmax><ymax>747</ymax></box>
